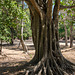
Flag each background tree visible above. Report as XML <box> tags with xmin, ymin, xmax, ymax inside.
<box><xmin>0</xmin><ymin>0</ymin><xmax>19</xmax><ymax>45</ymax></box>
<box><xmin>16</xmin><ymin>0</ymin><xmax>31</xmax><ymax>52</ymax></box>
<box><xmin>59</xmin><ymin>0</ymin><xmax>75</xmax><ymax>47</ymax></box>
<box><xmin>0</xmin><ymin>25</ymin><xmax>10</xmax><ymax>54</ymax></box>
<box><xmin>0</xmin><ymin>0</ymin><xmax>32</xmax><ymax>52</ymax></box>
<box><xmin>59</xmin><ymin>11</ymin><xmax>68</xmax><ymax>46</ymax></box>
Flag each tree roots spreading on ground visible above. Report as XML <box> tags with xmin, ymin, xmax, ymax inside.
<box><xmin>24</xmin><ymin>52</ymin><xmax>75</xmax><ymax>75</ymax></box>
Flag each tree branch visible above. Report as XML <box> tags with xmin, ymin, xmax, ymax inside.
<box><xmin>60</xmin><ymin>5</ymin><xmax>75</xmax><ymax>9</ymax></box>
<box><xmin>53</xmin><ymin>0</ymin><xmax>60</xmax><ymax>20</ymax></box>
<box><xmin>29</xmin><ymin>0</ymin><xmax>43</xmax><ymax>16</ymax></box>
<box><xmin>47</xmin><ymin>0</ymin><xmax>52</xmax><ymax>18</ymax></box>
<box><xmin>25</xmin><ymin>0</ymin><xmax>35</xmax><ymax>16</ymax></box>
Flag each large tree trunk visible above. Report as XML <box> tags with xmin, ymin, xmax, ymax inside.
<box><xmin>64</xmin><ymin>24</ymin><xmax>68</xmax><ymax>46</ymax></box>
<box><xmin>25</xmin><ymin>0</ymin><xmax>75</xmax><ymax>75</ymax></box>
<box><xmin>70</xmin><ymin>25</ymin><xmax>73</xmax><ymax>48</ymax></box>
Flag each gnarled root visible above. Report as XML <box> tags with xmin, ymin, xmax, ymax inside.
<box><xmin>25</xmin><ymin>55</ymin><xmax>75</xmax><ymax>75</ymax></box>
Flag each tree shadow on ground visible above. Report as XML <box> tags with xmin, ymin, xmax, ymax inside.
<box><xmin>0</xmin><ymin>61</ymin><xmax>30</xmax><ymax>75</ymax></box>
<box><xmin>62</xmin><ymin>47</ymin><xmax>75</xmax><ymax>52</ymax></box>
<box><xmin>59</xmin><ymin>40</ymin><xmax>75</xmax><ymax>43</ymax></box>
<box><xmin>0</xmin><ymin>43</ymin><xmax>23</xmax><ymax>51</ymax></box>
<box><xmin>0</xmin><ymin>43</ymin><xmax>35</xmax><ymax>51</ymax></box>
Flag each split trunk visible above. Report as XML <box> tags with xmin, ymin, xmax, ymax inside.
<box><xmin>25</xmin><ymin>0</ymin><xmax>75</xmax><ymax>75</ymax></box>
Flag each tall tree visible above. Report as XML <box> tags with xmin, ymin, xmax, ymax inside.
<box><xmin>16</xmin><ymin>0</ymin><xmax>30</xmax><ymax>52</ymax></box>
<box><xmin>20</xmin><ymin>0</ymin><xmax>28</xmax><ymax>52</ymax></box>
<box><xmin>24</xmin><ymin>0</ymin><xmax>75</xmax><ymax>75</ymax></box>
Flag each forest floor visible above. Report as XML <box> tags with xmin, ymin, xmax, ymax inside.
<box><xmin>0</xmin><ymin>39</ymin><xmax>75</xmax><ymax>75</ymax></box>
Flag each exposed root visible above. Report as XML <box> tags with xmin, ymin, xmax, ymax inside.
<box><xmin>64</xmin><ymin>58</ymin><xmax>75</xmax><ymax>66</ymax></box>
<box><xmin>24</xmin><ymin>49</ymin><xmax>75</xmax><ymax>75</ymax></box>
<box><xmin>24</xmin><ymin>56</ymin><xmax>75</xmax><ymax>75</ymax></box>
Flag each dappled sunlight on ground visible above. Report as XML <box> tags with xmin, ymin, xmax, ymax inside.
<box><xmin>62</xmin><ymin>47</ymin><xmax>75</xmax><ymax>63</ymax></box>
<box><xmin>0</xmin><ymin>40</ymin><xmax>75</xmax><ymax>75</ymax></box>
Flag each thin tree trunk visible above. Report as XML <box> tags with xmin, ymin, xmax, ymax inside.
<box><xmin>20</xmin><ymin>0</ymin><xmax>28</xmax><ymax>52</ymax></box>
<box><xmin>70</xmin><ymin>25</ymin><xmax>73</xmax><ymax>48</ymax></box>
<box><xmin>10</xmin><ymin>32</ymin><xmax>14</xmax><ymax>45</ymax></box>
<box><xmin>17</xmin><ymin>41</ymin><xmax>21</xmax><ymax>48</ymax></box>
<box><xmin>0</xmin><ymin>40</ymin><xmax>2</xmax><ymax>55</ymax></box>
<box><xmin>16</xmin><ymin>1</ymin><xmax>28</xmax><ymax>52</ymax></box>
<box><xmin>64</xmin><ymin>24</ymin><xmax>68</xmax><ymax>46</ymax></box>
<box><xmin>21</xmin><ymin>19</ymin><xmax>23</xmax><ymax>41</ymax></box>
<box><xmin>10</xmin><ymin>27</ymin><xmax>14</xmax><ymax>45</ymax></box>
<box><xmin>20</xmin><ymin>38</ymin><xmax>28</xmax><ymax>52</ymax></box>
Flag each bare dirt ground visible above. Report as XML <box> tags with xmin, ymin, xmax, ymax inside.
<box><xmin>0</xmin><ymin>40</ymin><xmax>75</xmax><ymax>75</ymax></box>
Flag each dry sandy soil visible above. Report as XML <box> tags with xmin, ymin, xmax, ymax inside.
<box><xmin>0</xmin><ymin>42</ymin><xmax>75</xmax><ymax>75</ymax></box>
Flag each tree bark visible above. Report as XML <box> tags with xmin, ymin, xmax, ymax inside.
<box><xmin>10</xmin><ymin>27</ymin><xmax>14</xmax><ymax>45</ymax></box>
<box><xmin>64</xmin><ymin>24</ymin><xmax>68</xmax><ymax>46</ymax></box>
<box><xmin>60</xmin><ymin>5</ymin><xmax>75</xmax><ymax>10</ymax></box>
<box><xmin>24</xmin><ymin>0</ymin><xmax>75</xmax><ymax>74</ymax></box>
<box><xmin>20</xmin><ymin>38</ymin><xmax>28</xmax><ymax>52</ymax></box>
<box><xmin>20</xmin><ymin>0</ymin><xmax>28</xmax><ymax>52</ymax></box>
<box><xmin>70</xmin><ymin>25</ymin><xmax>73</xmax><ymax>48</ymax></box>
<box><xmin>0</xmin><ymin>40</ymin><xmax>2</xmax><ymax>55</ymax></box>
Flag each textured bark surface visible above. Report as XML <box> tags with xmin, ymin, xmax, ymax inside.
<box><xmin>10</xmin><ymin>27</ymin><xmax>14</xmax><ymax>45</ymax></box>
<box><xmin>20</xmin><ymin>38</ymin><xmax>28</xmax><ymax>52</ymax></box>
<box><xmin>64</xmin><ymin>24</ymin><xmax>68</xmax><ymax>46</ymax></box>
<box><xmin>70</xmin><ymin>25</ymin><xmax>73</xmax><ymax>48</ymax></box>
<box><xmin>24</xmin><ymin>0</ymin><xmax>75</xmax><ymax>75</ymax></box>
<box><xmin>0</xmin><ymin>40</ymin><xmax>2</xmax><ymax>54</ymax></box>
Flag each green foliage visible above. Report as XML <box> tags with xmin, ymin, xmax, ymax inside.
<box><xmin>60</xmin><ymin>0</ymin><xmax>74</xmax><ymax>6</ymax></box>
<box><xmin>0</xmin><ymin>0</ymin><xmax>18</xmax><ymax>28</ymax></box>
<box><xmin>0</xmin><ymin>25</ymin><xmax>11</xmax><ymax>41</ymax></box>
<box><xmin>59</xmin><ymin>0</ymin><xmax>75</xmax><ymax>39</ymax></box>
<box><xmin>17</xmin><ymin>7</ymin><xmax>31</xmax><ymax>40</ymax></box>
<box><xmin>0</xmin><ymin>0</ymin><xmax>18</xmax><ymax>43</ymax></box>
<box><xmin>0</xmin><ymin>0</ymin><xmax>32</xmax><ymax>43</ymax></box>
